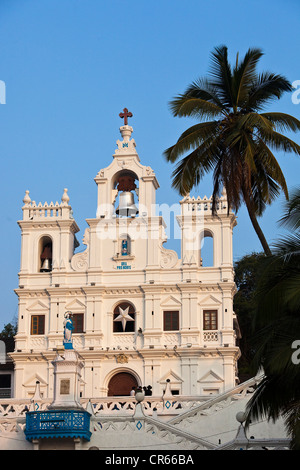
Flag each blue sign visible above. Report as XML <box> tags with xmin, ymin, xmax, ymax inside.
<box><xmin>117</xmin><ymin>261</ymin><xmax>131</xmax><ymax>270</ymax></box>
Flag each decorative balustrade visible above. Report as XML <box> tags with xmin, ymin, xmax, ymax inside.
<box><xmin>0</xmin><ymin>395</ymin><xmax>209</xmax><ymax>420</ymax></box>
<box><xmin>21</xmin><ymin>189</ymin><xmax>73</xmax><ymax>221</ymax></box>
<box><xmin>180</xmin><ymin>191</ymin><xmax>229</xmax><ymax>215</ymax></box>
<box><xmin>0</xmin><ymin>399</ymin><xmax>32</xmax><ymax>417</ymax></box>
<box><xmin>0</xmin><ymin>376</ymin><xmax>265</xmax><ymax>423</ymax></box>
<box><xmin>203</xmin><ymin>331</ymin><xmax>219</xmax><ymax>342</ymax></box>
<box><xmin>81</xmin><ymin>396</ymin><xmax>208</xmax><ymax>417</ymax></box>
<box><xmin>0</xmin><ymin>379</ymin><xmax>257</xmax><ymax>420</ymax></box>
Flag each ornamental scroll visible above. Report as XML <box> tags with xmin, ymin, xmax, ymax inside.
<box><xmin>159</xmin><ymin>244</ymin><xmax>178</xmax><ymax>269</ymax></box>
<box><xmin>71</xmin><ymin>228</ymin><xmax>90</xmax><ymax>272</ymax></box>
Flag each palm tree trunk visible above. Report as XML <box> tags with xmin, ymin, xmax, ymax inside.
<box><xmin>243</xmin><ymin>191</ymin><xmax>272</xmax><ymax>256</ymax></box>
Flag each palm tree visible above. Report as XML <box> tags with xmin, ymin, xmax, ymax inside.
<box><xmin>245</xmin><ymin>188</ymin><xmax>300</xmax><ymax>449</ymax></box>
<box><xmin>164</xmin><ymin>45</ymin><xmax>300</xmax><ymax>255</ymax></box>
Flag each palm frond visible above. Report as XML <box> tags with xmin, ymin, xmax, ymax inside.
<box><xmin>245</xmin><ymin>376</ymin><xmax>285</xmax><ymax>426</ymax></box>
<box><xmin>184</xmin><ymin>77</ymin><xmax>225</xmax><ymax>109</ymax></box>
<box><xmin>260</xmin><ymin>112</ymin><xmax>300</xmax><ymax>133</ymax></box>
<box><xmin>246</xmin><ymin>72</ymin><xmax>292</xmax><ymax>111</ymax></box>
<box><xmin>283</xmin><ymin>404</ymin><xmax>300</xmax><ymax>450</ymax></box>
<box><xmin>163</xmin><ymin>121</ymin><xmax>219</xmax><ymax>163</ymax></box>
<box><xmin>208</xmin><ymin>45</ymin><xmax>234</xmax><ymax>108</ymax></box>
<box><xmin>232</xmin><ymin>47</ymin><xmax>264</xmax><ymax>109</ymax></box>
<box><xmin>236</xmin><ymin>112</ymin><xmax>274</xmax><ymax>132</ymax></box>
<box><xmin>168</xmin><ymin>95</ymin><xmax>223</xmax><ymax>121</ymax></box>
<box><xmin>170</xmin><ymin>136</ymin><xmax>221</xmax><ymax>195</ymax></box>
<box><xmin>253</xmin><ymin>137</ymin><xmax>289</xmax><ymax>202</ymax></box>
<box><xmin>257</xmin><ymin>128</ymin><xmax>300</xmax><ymax>155</ymax></box>
<box><xmin>279</xmin><ymin>187</ymin><xmax>300</xmax><ymax>230</ymax></box>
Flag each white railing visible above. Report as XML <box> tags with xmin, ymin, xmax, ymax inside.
<box><xmin>180</xmin><ymin>193</ymin><xmax>229</xmax><ymax>215</ymax></box>
<box><xmin>203</xmin><ymin>330</ymin><xmax>219</xmax><ymax>342</ymax></box>
<box><xmin>0</xmin><ymin>378</ymin><xmax>262</xmax><ymax>420</ymax></box>
<box><xmin>0</xmin><ymin>378</ymin><xmax>259</xmax><ymax>420</ymax></box>
<box><xmin>21</xmin><ymin>189</ymin><xmax>73</xmax><ymax>221</ymax></box>
<box><xmin>0</xmin><ymin>395</ymin><xmax>209</xmax><ymax>419</ymax></box>
<box><xmin>81</xmin><ymin>395</ymin><xmax>209</xmax><ymax>416</ymax></box>
<box><xmin>168</xmin><ymin>376</ymin><xmax>262</xmax><ymax>426</ymax></box>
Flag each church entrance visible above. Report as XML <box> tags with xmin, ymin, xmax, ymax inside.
<box><xmin>107</xmin><ymin>372</ymin><xmax>138</xmax><ymax>397</ymax></box>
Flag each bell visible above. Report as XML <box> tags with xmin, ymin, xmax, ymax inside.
<box><xmin>40</xmin><ymin>258</ymin><xmax>51</xmax><ymax>272</ymax></box>
<box><xmin>116</xmin><ymin>191</ymin><xmax>139</xmax><ymax>217</ymax></box>
<box><xmin>40</xmin><ymin>244</ymin><xmax>52</xmax><ymax>272</ymax></box>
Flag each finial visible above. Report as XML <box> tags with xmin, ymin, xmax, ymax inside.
<box><xmin>32</xmin><ymin>381</ymin><xmax>42</xmax><ymax>401</ymax></box>
<box><xmin>236</xmin><ymin>411</ymin><xmax>246</xmax><ymax>423</ymax></box>
<box><xmin>221</xmin><ymin>186</ymin><xmax>227</xmax><ymax>197</ymax></box>
<box><xmin>23</xmin><ymin>190</ymin><xmax>31</xmax><ymax>206</ymax></box>
<box><xmin>119</xmin><ymin>107</ymin><xmax>133</xmax><ymax>126</ymax></box>
<box><xmin>61</xmin><ymin>188</ymin><xmax>70</xmax><ymax>205</ymax></box>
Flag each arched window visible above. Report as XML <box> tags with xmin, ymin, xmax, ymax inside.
<box><xmin>113</xmin><ymin>302</ymin><xmax>135</xmax><ymax>333</ymax></box>
<box><xmin>39</xmin><ymin>236</ymin><xmax>53</xmax><ymax>272</ymax></box>
<box><xmin>200</xmin><ymin>230</ymin><xmax>214</xmax><ymax>267</ymax></box>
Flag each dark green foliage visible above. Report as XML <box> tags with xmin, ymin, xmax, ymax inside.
<box><xmin>233</xmin><ymin>252</ymin><xmax>265</xmax><ymax>381</ymax></box>
<box><xmin>0</xmin><ymin>322</ymin><xmax>17</xmax><ymax>353</ymax></box>
<box><xmin>245</xmin><ymin>189</ymin><xmax>300</xmax><ymax>450</ymax></box>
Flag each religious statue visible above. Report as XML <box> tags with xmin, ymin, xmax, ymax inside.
<box><xmin>121</xmin><ymin>239</ymin><xmax>128</xmax><ymax>256</ymax></box>
<box><xmin>63</xmin><ymin>311</ymin><xmax>74</xmax><ymax>349</ymax></box>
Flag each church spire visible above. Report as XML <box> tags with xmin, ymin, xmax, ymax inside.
<box><xmin>114</xmin><ymin>107</ymin><xmax>137</xmax><ymax>156</ymax></box>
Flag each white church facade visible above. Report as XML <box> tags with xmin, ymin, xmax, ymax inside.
<box><xmin>0</xmin><ymin>111</ymin><xmax>289</xmax><ymax>450</ymax></box>
<box><xmin>12</xmin><ymin>112</ymin><xmax>239</xmax><ymax>401</ymax></box>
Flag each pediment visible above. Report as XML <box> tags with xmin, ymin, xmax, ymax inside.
<box><xmin>158</xmin><ymin>369</ymin><xmax>183</xmax><ymax>384</ymax></box>
<box><xmin>199</xmin><ymin>294</ymin><xmax>222</xmax><ymax>306</ymax></box>
<box><xmin>160</xmin><ymin>296</ymin><xmax>181</xmax><ymax>307</ymax></box>
<box><xmin>26</xmin><ymin>300</ymin><xmax>49</xmax><ymax>311</ymax></box>
<box><xmin>64</xmin><ymin>298</ymin><xmax>86</xmax><ymax>310</ymax></box>
<box><xmin>197</xmin><ymin>370</ymin><xmax>224</xmax><ymax>384</ymax></box>
<box><xmin>23</xmin><ymin>373</ymin><xmax>48</xmax><ymax>387</ymax></box>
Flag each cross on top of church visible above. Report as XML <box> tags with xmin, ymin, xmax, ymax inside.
<box><xmin>119</xmin><ymin>108</ymin><xmax>133</xmax><ymax>126</ymax></box>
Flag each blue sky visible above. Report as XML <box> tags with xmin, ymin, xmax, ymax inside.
<box><xmin>1</xmin><ymin>0</ymin><xmax>300</xmax><ymax>329</ymax></box>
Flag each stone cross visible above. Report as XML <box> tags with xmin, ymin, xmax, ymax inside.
<box><xmin>119</xmin><ymin>108</ymin><xmax>133</xmax><ymax>125</ymax></box>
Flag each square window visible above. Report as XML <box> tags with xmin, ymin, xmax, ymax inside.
<box><xmin>203</xmin><ymin>310</ymin><xmax>218</xmax><ymax>330</ymax></box>
<box><xmin>163</xmin><ymin>311</ymin><xmax>179</xmax><ymax>331</ymax></box>
<box><xmin>72</xmin><ymin>313</ymin><xmax>84</xmax><ymax>333</ymax></box>
<box><xmin>30</xmin><ymin>315</ymin><xmax>45</xmax><ymax>335</ymax></box>
<box><xmin>0</xmin><ymin>374</ymin><xmax>11</xmax><ymax>388</ymax></box>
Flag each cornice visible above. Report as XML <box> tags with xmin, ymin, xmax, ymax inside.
<box><xmin>14</xmin><ymin>281</ymin><xmax>233</xmax><ymax>299</ymax></box>
<box><xmin>17</xmin><ymin>219</ymin><xmax>80</xmax><ymax>233</ymax></box>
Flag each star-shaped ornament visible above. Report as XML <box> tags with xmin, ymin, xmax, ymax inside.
<box><xmin>114</xmin><ymin>306</ymin><xmax>134</xmax><ymax>331</ymax></box>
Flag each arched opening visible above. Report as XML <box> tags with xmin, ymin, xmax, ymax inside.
<box><xmin>113</xmin><ymin>170</ymin><xmax>139</xmax><ymax>217</ymax></box>
<box><xmin>39</xmin><ymin>236</ymin><xmax>53</xmax><ymax>272</ymax></box>
<box><xmin>107</xmin><ymin>372</ymin><xmax>138</xmax><ymax>397</ymax></box>
<box><xmin>200</xmin><ymin>230</ymin><xmax>214</xmax><ymax>267</ymax></box>
<box><xmin>113</xmin><ymin>301</ymin><xmax>135</xmax><ymax>333</ymax></box>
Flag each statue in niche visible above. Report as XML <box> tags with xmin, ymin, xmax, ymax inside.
<box><xmin>121</xmin><ymin>239</ymin><xmax>128</xmax><ymax>256</ymax></box>
<box><xmin>63</xmin><ymin>311</ymin><xmax>74</xmax><ymax>349</ymax></box>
